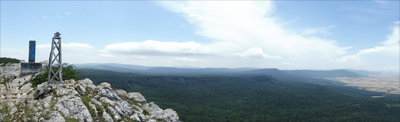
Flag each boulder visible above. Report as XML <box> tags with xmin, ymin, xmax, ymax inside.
<box><xmin>34</xmin><ymin>82</ymin><xmax>55</xmax><ymax>99</ymax></box>
<box><xmin>42</xmin><ymin>96</ymin><xmax>52</xmax><ymax>108</ymax></box>
<box><xmin>55</xmin><ymin>86</ymin><xmax>79</xmax><ymax>96</ymax></box>
<box><xmin>143</xmin><ymin>102</ymin><xmax>165</xmax><ymax>120</ymax></box>
<box><xmin>96</xmin><ymin>83</ymin><xmax>122</xmax><ymax>101</ymax></box>
<box><xmin>79</xmin><ymin>78</ymin><xmax>96</xmax><ymax>90</ymax></box>
<box><xmin>164</xmin><ymin>109</ymin><xmax>180</xmax><ymax>122</ymax></box>
<box><xmin>127</xmin><ymin>92</ymin><xmax>146</xmax><ymax>103</ymax></box>
<box><xmin>20</xmin><ymin>83</ymin><xmax>32</xmax><ymax>93</ymax></box>
<box><xmin>115</xmin><ymin>101</ymin><xmax>134</xmax><ymax>116</ymax></box>
<box><xmin>55</xmin><ymin>96</ymin><xmax>93</xmax><ymax>122</ymax></box>
<box><xmin>115</xmin><ymin>89</ymin><xmax>128</xmax><ymax>97</ymax></box>
<box><xmin>99</xmin><ymin>97</ymin><xmax>115</xmax><ymax>105</ymax></box>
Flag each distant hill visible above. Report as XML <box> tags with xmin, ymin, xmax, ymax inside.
<box><xmin>76</xmin><ymin>63</ymin><xmax>394</xmax><ymax>78</ymax></box>
<box><xmin>234</xmin><ymin>69</ymin><xmax>345</xmax><ymax>85</ymax></box>
<box><xmin>75</xmin><ymin>63</ymin><xmax>257</xmax><ymax>75</ymax></box>
<box><xmin>345</xmin><ymin>69</ymin><xmax>382</xmax><ymax>75</ymax></box>
<box><xmin>282</xmin><ymin>69</ymin><xmax>365</xmax><ymax>78</ymax></box>
<box><xmin>75</xmin><ymin>64</ymin><xmax>140</xmax><ymax>73</ymax></box>
<box><xmin>0</xmin><ymin>57</ymin><xmax>20</xmax><ymax>64</ymax></box>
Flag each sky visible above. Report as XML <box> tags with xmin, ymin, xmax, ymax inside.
<box><xmin>1</xmin><ymin>0</ymin><xmax>399</xmax><ymax>72</ymax></box>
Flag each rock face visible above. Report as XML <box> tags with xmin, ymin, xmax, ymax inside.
<box><xmin>0</xmin><ymin>63</ymin><xmax>180</xmax><ymax>122</ymax></box>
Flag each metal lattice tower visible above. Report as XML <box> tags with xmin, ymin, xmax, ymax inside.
<box><xmin>48</xmin><ymin>32</ymin><xmax>63</xmax><ymax>82</ymax></box>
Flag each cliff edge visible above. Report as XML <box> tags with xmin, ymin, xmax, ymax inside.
<box><xmin>0</xmin><ymin>62</ymin><xmax>179</xmax><ymax>122</ymax></box>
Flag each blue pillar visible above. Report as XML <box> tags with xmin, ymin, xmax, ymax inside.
<box><xmin>29</xmin><ymin>40</ymin><xmax>36</xmax><ymax>62</ymax></box>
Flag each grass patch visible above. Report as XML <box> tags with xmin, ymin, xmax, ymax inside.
<box><xmin>95</xmin><ymin>104</ymin><xmax>104</xmax><ymax>117</ymax></box>
<box><xmin>31</xmin><ymin>71</ymin><xmax>48</xmax><ymax>88</ymax></box>
<box><xmin>65</xmin><ymin>117</ymin><xmax>80</xmax><ymax>122</ymax></box>
<box><xmin>1</xmin><ymin>103</ymin><xmax>11</xmax><ymax>121</ymax></box>
<box><xmin>143</xmin><ymin>109</ymin><xmax>150</xmax><ymax>115</ymax></box>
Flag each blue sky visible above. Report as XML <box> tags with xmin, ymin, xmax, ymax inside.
<box><xmin>1</xmin><ymin>0</ymin><xmax>399</xmax><ymax>72</ymax></box>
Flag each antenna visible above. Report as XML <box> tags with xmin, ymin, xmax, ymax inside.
<box><xmin>48</xmin><ymin>32</ymin><xmax>62</xmax><ymax>82</ymax></box>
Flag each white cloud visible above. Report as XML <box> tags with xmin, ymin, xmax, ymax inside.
<box><xmin>301</xmin><ymin>25</ymin><xmax>336</xmax><ymax>36</ymax></box>
<box><xmin>64</xmin><ymin>12</ymin><xmax>73</xmax><ymax>15</ymax></box>
<box><xmin>175</xmin><ymin>57</ymin><xmax>203</xmax><ymax>63</ymax></box>
<box><xmin>373</xmin><ymin>0</ymin><xmax>390</xmax><ymax>4</ymax></box>
<box><xmin>281</xmin><ymin>62</ymin><xmax>292</xmax><ymax>65</ymax></box>
<box><xmin>335</xmin><ymin>22</ymin><xmax>399</xmax><ymax>71</ymax></box>
<box><xmin>37</xmin><ymin>43</ymin><xmax>94</xmax><ymax>51</ymax></box>
<box><xmin>104</xmin><ymin>40</ymin><xmax>211</xmax><ymax>56</ymax></box>
<box><xmin>42</xmin><ymin>16</ymin><xmax>48</xmax><ymax>19</ymax></box>
<box><xmin>233</xmin><ymin>48</ymin><xmax>282</xmax><ymax>59</ymax></box>
<box><xmin>382</xmin><ymin>22</ymin><xmax>399</xmax><ymax>45</ymax></box>
<box><xmin>98</xmin><ymin>54</ymin><xmax>116</xmax><ymax>58</ymax></box>
<box><xmin>159</xmin><ymin>1</ymin><xmax>350</xmax><ymax>61</ymax></box>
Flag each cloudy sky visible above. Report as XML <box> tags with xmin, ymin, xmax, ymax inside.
<box><xmin>1</xmin><ymin>1</ymin><xmax>399</xmax><ymax>72</ymax></box>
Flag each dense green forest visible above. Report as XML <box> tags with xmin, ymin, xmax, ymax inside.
<box><xmin>0</xmin><ymin>57</ymin><xmax>20</xmax><ymax>64</ymax></box>
<box><xmin>78</xmin><ymin>69</ymin><xmax>400</xmax><ymax>122</ymax></box>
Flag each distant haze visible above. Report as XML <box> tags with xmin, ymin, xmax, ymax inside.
<box><xmin>1</xmin><ymin>1</ymin><xmax>398</xmax><ymax>73</ymax></box>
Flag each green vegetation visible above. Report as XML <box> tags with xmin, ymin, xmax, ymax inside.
<box><xmin>64</xmin><ymin>117</ymin><xmax>80</xmax><ymax>122</ymax></box>
<box><xmin>1</xmin><ymin>103</ymin><xmax>11</xmax><ymax>121</ymax></box>
<box><xmin>0</xmin><ymin>57</ymin><xmax>20</xmax><ymax>66</ymax></box>
<box><xmin>79</xmin><ymin>69</ymin><xmax>400</xmax><ymax>122</ymax></box>
<box><xmin>31</xmin><ymin>63</ymin><xmax>80</xmax><ymax>88</ymax></box>
<box><xmin>143</xmin><ymin>109</ymin><xmax>150</xmax><ymax>115</ymax></box>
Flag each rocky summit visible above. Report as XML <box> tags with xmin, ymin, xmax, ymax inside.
<box><xmin>0</xmin><ymin>62</ymin><xmax>179</xmax><ymax>122</ymax></box>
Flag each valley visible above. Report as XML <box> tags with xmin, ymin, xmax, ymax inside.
<box><xmin>78</xmin><ymin>68</ymin><xmax>400</xmax><ymax>122</ymax></box>
<box><xmin>335</xmin><ymin>75</ymin><xmax>400</xmax><ymax>95</ymax></box>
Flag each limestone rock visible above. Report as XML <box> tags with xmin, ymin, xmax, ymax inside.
<box><xmin>100</xmin><ymin>97</ymin><xmax>115</xmax><ymax>105</ymax></box>
<box><xmin>34</xmin><ymin>82</ymin><xmax>55</xmax><ymax>99</ymax></box>
<box><xmin>10</xmin><ymin>106</ymin><xmax>18</xmax><ymax>115</ymax></box>
<box><xmin>42</xmin><ymin>96</ymin><xmax>52</xmax><ymax>108</ymax></box>
<box><xmin>115</xmin><ymin>101</ymin><xmax>134</xmax><ymax>116</ymax></box>
<box><xmin>164</xmin><ymin>109</ymin><xmax>180</xmax><ymax>122</ymax></box>
<box><xmin>79</xmin><ymin>78</ymin><xmax>96</xmax><ymax>90</ymax></box>
<box><xmin>96</xmin><ymin>82</ymin><xmax>122</xmax><ymax>101</ymax></box>
<box><xmin>115</xmin><ymin>89</ymin><xmax>128</xmax><ymax>97</ymax></box>
<box><xmin>91</xmin><ymin>99</ymin><xmax>103</xmax><ymax>107</ymax></box>
<box><xmin>55</xmin><ymin>96</ymin><xmax>93</xmax><ymax>122</ymax></box>
<box><xmin>128</xmin><ymin>92</ymin><xmax>146</xmax><ymax>103</ymax></box>
<box><xmin>89</xmin><ymin>103</ymin><xmax>98</xmax><ymax>116</ymax></box>
<box><xmin>0</xmin><ymin>63</ymin><xmax>180</xmax><ymax>122</ymax></box>
<box><xmin>143</xmin><ymin>102</ymin><xmax>165</xmax><ymax>120</ymax></box>
<box><xmin>45</xmin><ymin>111</ymin><xmax>66</xmax><ymax>122</ymax></box>
<box><xmin>55</xmin><ymin>85</ymin><xmax>79</xmax><ymax>96</ymax></box>
<box><xmin>20</xmin><ymin>83</ymin><xmax>32</xmax><ymax>93</ymax></box>
<box><xmin>102</xmin><ymin>111</ymin><xmax>114</xmax><ymax>122</ymax></box>
<box><xmin>108</xmin><ymin>106</ymin><xmax>121</xmax><ymax>121</ymax></box>
<box><xmin>130</xmin><ymin>113</ymin><xmax>141</xmax><ymax>121</ymax></box>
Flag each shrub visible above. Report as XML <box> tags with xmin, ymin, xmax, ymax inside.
<box><xmin>31</xmin><ymin>63</ymin><xmax>81</xmax><ymax>88</ymax></box>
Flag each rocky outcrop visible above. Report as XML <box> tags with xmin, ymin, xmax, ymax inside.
<box><xmin>0</xmin><ymin>63</ymin><xmax>180</xmax><ymax>122</ymax></box>
<box><xmin>55</xmin><ymin>96</ymin><xmax>93</xmax><ymax>122</ymax></box>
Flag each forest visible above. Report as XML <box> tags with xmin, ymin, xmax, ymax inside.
<box><xmin>78</xmin><ymin>68</ymin><xmax>400</xmax><ymax>122</ymax></box>
<box><xmin>0</xmin><ymin>57</ymin><xmax>20</xmax><ymax>65</ymax></box>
